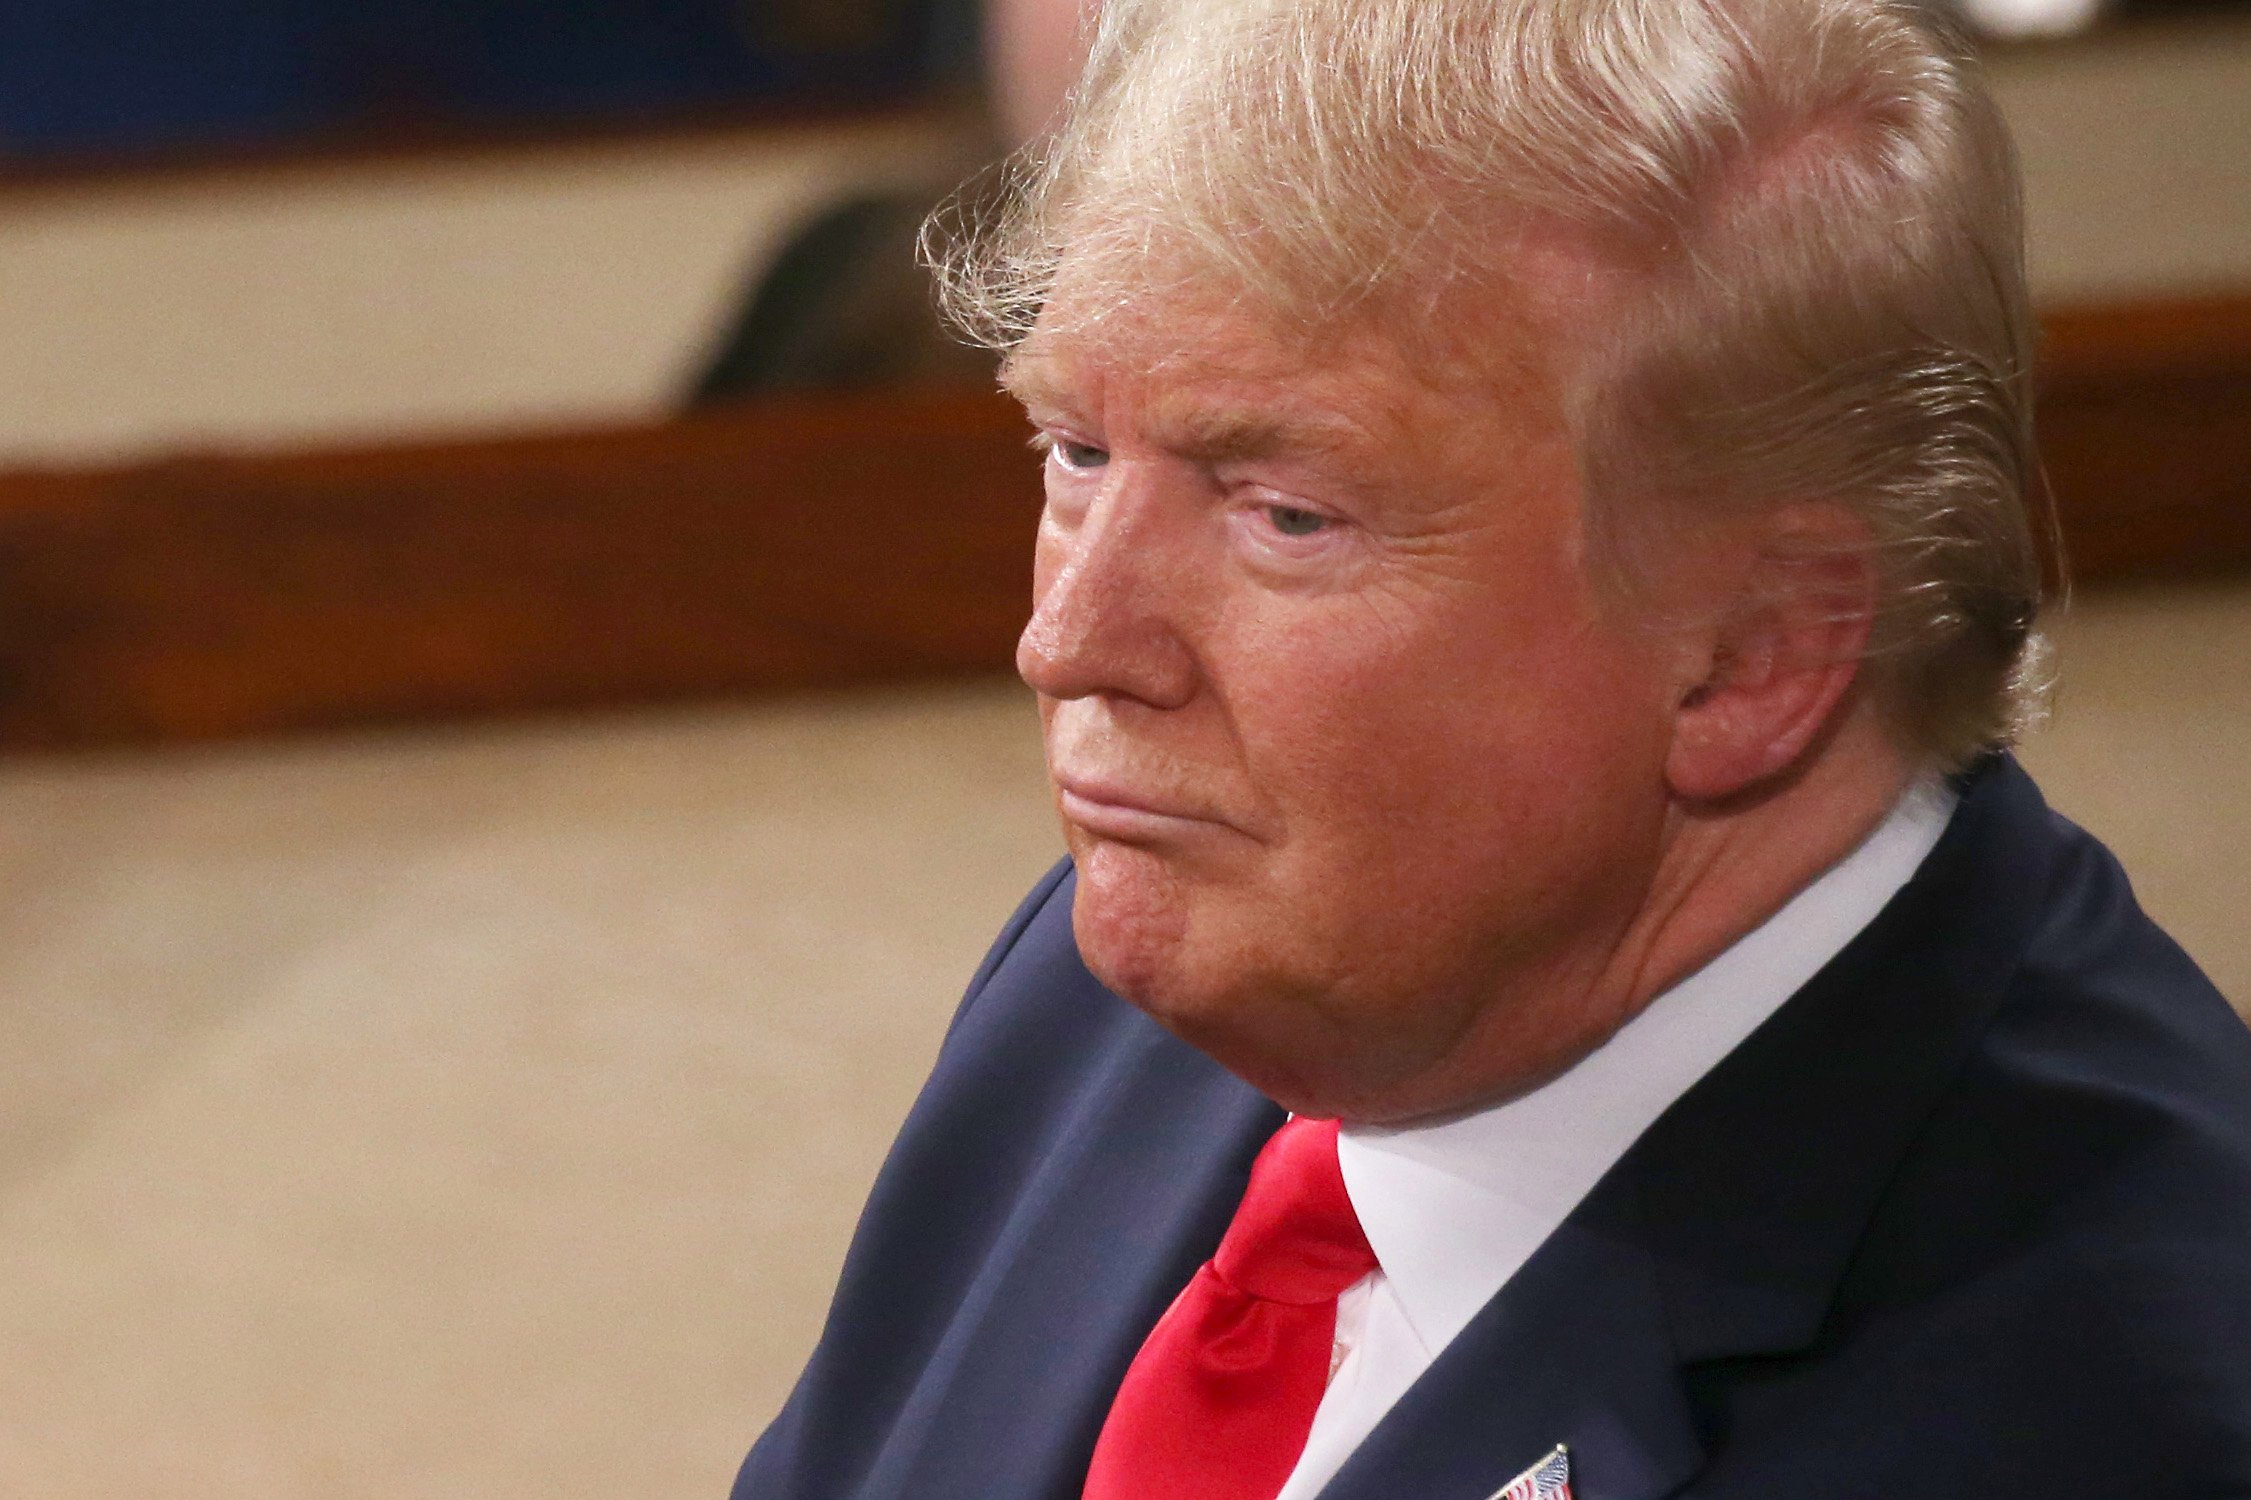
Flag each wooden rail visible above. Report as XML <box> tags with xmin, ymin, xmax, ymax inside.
<box><xmin>0</xmin><ymin>293</ymin><xmax>2245</xmax><ymax>752</ymax></box>
<box><xmin>2040</xmin><ymin>294</ymin><xmax>2251</xmax><ymax>583</ymax></box>
<box><xmin>0</xmin><ymin>390</ymin><xmax>1040</xmax><ymax>750</ymax></box>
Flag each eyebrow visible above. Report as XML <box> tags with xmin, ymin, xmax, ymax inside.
<box><xmin>1161</xmin><ymin>409</ymin><xmax>1370</xmax><ymax>468</ymax></box>
<box><xmin>997</xmin><ymin>354</ymin><xmax>1073</xmax><ymax>418</ymax></box>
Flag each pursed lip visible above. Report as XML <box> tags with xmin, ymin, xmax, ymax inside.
<box><xmin>1052</xmin><ymin>773</ymin><xmax>1233</xmax><ymax>841</ymax></box>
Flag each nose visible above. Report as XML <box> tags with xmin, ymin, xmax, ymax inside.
<box><xmin>1016</xmin><ymin>474</ymin><xmax>1200</xmax><ymax>710</ymax></box>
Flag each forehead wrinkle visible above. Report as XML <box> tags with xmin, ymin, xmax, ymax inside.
<box><xmin>1004</xmin><ymin>329</ymin><xmax>1395</xmax><ymax>474</ymax></box>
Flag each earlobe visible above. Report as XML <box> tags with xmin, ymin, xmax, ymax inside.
<box><xmin>1663</xmin><ymin>507</ymin><xmax>1880</xmax><ymax>803</ymax></box>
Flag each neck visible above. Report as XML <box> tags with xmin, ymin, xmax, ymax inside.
<box><xmin>1610</xmin><ymin>707</ymin><xmax>1917</xmax><ymax>1032</ymax></box>
<box><xmin>1348</xmin><ymin>706</ymin><xmax>1916</xmax><ymax>1125</ymax></box>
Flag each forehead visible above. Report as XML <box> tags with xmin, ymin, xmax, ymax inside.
<box><xmin>1005</xmin><ymin>204</ymin><xmax>1618</xmax><ymax>407</ymax></box>
<box><xmin>1009</xmin><ymin>315</ymin><xmax>1397</xmax><ymax>451</ymax></box>
<box><xmin>1003</xmin><ymin>279</ymin><xmax>1567</xmax><ymax>465</ymax></box>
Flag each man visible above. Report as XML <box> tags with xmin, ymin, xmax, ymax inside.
<box><xmin>737</xmin><ymin>0</ymin><xmax>2251</xmax><ymax>1495</ymax></box>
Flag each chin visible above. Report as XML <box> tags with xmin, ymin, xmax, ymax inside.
<box><xmin>1069</xmin><ymin>869</ymin><xmax>1229</xmax><ymax>1042</ymax></box>
<box><xmin>1071</xmin><ymin>845</ymin><xmax>1268</xmax><ymax>1035</ymax></box>
<box><xmin>1066</xmin><ymin>852</ymin><xmax>1398</xmax><ymax>1116</ymax></box>
<box><xmin>1067</xmin><ymin>840</ymin><xmax>1188</xmax><ymax>991</ymax></box>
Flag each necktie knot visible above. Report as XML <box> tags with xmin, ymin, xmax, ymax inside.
<box><xmin>1211</xmin><ymin>1117</ymin><xmax>1377</xmax><ymax>1306</ymax></box>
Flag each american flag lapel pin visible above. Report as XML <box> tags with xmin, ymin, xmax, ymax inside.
<box><xmin>1489</xmin><ymin>1444</ymin><xmax>1573</xmax><ymax>1500</ymax></box>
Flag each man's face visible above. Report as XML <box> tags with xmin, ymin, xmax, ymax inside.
<box><xmin>1007</xmin><ymin>289</ymin><xmax>1687</xmax><ymax>1122</ymax></box>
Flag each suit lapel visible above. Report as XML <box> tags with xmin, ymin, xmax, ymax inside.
<box><xmin>1320</xmin><ymin>1165</ymin><xmax>1705</xmax><ymax>1500</ymax></box>
<box><xmin>1623</xmin><ymin>756</ymin><xmax>2052</xmax><ymax>1367</ymax></box>
<box><xmin>1317</xmin><ymin>759</ymin><xmax>2057</xmax><ymax>1500</ymax></box>
<box><xmin>881</xmin><ymin>993</ymin><xmax>1286</xmax><ymax>1500</ymax></box>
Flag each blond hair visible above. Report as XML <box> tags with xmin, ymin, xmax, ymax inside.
<box><xmin>932</xmin><ymin>0</ymin><xmax>2052</xmax><ymax>768</ymax></box>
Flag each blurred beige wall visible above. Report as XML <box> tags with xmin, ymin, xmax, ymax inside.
<box><xmin>1998</xmin><ymin>16</ymin><xmax>2251</xmax><ymax>300</ymax></box>
<box><xmin>0</xmin><ymin>17</ymin><xmax>2245</xmax><ymax>466</ymax></box>
<box><xmin>0</xmin><ymin>116</ymin><xmax>977</xmax><ymax>467</ymax></box>
<box><xmin>0</xmin><ymin>684</ymin><xmax>1064</xmax><ymax>1498</ymax></box>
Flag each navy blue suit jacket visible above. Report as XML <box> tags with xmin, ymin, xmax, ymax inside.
<box><xmin>738</xmin><ymin>760</ymin><xmax>2251</xmax><ymax>1498</ymax></box>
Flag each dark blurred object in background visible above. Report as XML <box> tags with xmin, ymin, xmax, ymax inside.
<box><xmin>691</xmin><ymin>192</ymin><xmax>995</xmax><ymax>399</ymax></box>
<box><xmin>0</xmin><ymin>0</ymin><xmax>975</xmax><ymax>163</ymax></box>
<box><xmin>689</xmin><ymin>0</ymin><xmax>1078</xmax><ymax>400</ymax></box>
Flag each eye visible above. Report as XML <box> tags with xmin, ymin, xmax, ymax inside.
<box><xmin>1265</xmin><ymin>505</ymin><xmax>1330</xmax><ymax>538</ymax></box>
<box><xmin>1050</xmin><ymin>438</ymin><xmax>1110</xmax><ymax>473</ymax></box>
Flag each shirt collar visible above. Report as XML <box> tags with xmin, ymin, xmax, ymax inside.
<box><xmin>1336</xmin><ymin>778</ymin><xmax>1959</xmax><ymax>1358</ymax></box>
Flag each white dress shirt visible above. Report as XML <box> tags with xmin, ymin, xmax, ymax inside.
<box><xmin>1273</xmin><ymin>780</ymin><xmax>1959</xmax><ymax>1500</ymax></box>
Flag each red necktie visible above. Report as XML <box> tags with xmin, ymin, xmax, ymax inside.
<box><xmin>1082</xmin><ymin>1117</ymin><xmax>1379</xmax><ymax>1500</ymax></box>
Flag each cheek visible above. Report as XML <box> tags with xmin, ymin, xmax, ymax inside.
<box><xmin>1224</xmin><ymin>589</ymin><xmax>1670</xmax><ymax>906</ymax></box>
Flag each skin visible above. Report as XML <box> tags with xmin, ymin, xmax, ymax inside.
<box><xmin>985</xmin><ymin>0</ymin><xmax>1100</xmax><ymax>146</ymax></box>
<box><xmin>1006</xmin><ymin>277</ymin><xmax>1912</xmax><ymax>1125</ymax></box>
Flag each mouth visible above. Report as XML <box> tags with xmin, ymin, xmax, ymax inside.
<box><xmin>1052</xmin><ymin>774</ymin><xmax>1230</xmax><ymax>843</ymax></box>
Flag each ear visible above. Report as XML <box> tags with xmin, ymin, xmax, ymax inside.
<box><xmin>1665</xmin><ymin>504</ymin><xmax>1880</xmax><ymax>803</ymax></box>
